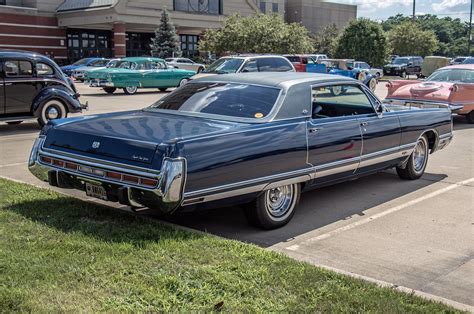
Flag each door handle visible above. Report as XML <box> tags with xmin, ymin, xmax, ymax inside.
<box><xmin>4</xmin><ymin>83</ymin><xmax>12</xmax><ymax>86</ymax></box>
<box><xmin>308</xmin><ymin>127</ymin><xmax>322</xmax><ymax>133</ymax></box>
<box><xmin>360</xmin><ymin>121</ymin><xmax>369</xmax><ymax>126</ymax></box>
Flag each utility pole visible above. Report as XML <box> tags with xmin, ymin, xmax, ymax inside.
<box><xmin>412</xmin><ymin>0</ymin><xmax>416</xmax><ymax>20</ymax></box>
<box><xmin>469</xmin><ymin>0</ymin><xmax>473</xmax><ymax>55</ymax></box>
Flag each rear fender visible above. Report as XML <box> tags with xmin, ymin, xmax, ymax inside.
<box><xmin>386</xmin><ymin>80</ymin><xmax>420</xmax><ymax>96</ymax></box>
<box><xmin>32</xmin><ymin>87</ymin><xmax>82</xmax><ymax>116</ymax></box>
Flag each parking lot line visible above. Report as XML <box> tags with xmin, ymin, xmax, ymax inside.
<box><xmin>287</xmin><ymin>177</ymin><xmax>474</xmax><ymax>249</ymax></box>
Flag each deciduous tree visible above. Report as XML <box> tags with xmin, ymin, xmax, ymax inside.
<box><xmin>312</xmin><ymin>23</ymin><xmax>339</xmax><ymax>56</ymax></box>
<box><xmin>388</xmin><ymin>21</ymin><xmax>439</xmax><ymax>57</ymax></box>
<box><xmin>333</xmin><ymin>18</ymin><xmax>388</xmax><ymax>67</ymax></box>
<box><xmin>200</xmin><ymin>13</ymin><xmax>313</xmax><ymax>54</ymax></box>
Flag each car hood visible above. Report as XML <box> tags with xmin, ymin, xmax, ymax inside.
<box><xmin>389</xmin><ymin>81</ymin><xmax>454</xmax><ymax>102</ymax></box>
<box><xmin>43</xmin><ymin>110</ymin><xmax>241</xmax><ymax>168</ymax></box>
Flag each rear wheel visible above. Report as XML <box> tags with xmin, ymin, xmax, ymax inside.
<box><xmin>103</xmin><ymin>87</ymin><xmax>116</xmax><ymax>94</ymax></box>
<box><xmin>396</xmin><ymin>135</ymin><xmax>429</xmax><ymax>180</ymax></box>
<box><xmin>244</xmin><ymin>183</ymin><xmax>300</xmax><ymax>229</ymax></box>
<box><xmin>368</xmin><ymin>78</ymin><xmax>377</xmax><ymax>91</ymax></box>
<box><xmin>197</xmin><ymin>67</ymin><xmax>204</xmax><ymax>73</ymax></box>
<box><xmin>466</xmin><ymin>111</ymin><xmax>474</xmax><ymax>124</ymax></box>
<box><xmin>123</xmin><ymin>86</ymin><xmax>138</xmax><ymax>95</ymax></box>
<box><xmin>37</xmin><ymin>99</ymin><xmax>67</xmax><ymax>127</ymax></box>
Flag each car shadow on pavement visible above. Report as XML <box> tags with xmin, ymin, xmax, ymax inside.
<box><xmin>453</xmin><ymin>116</ymin><xmax>473</xmax><ymax>131</ymax></box>
<box><xmin>0</xmin><ymin>121</ymin><xmax>41</xmax><ymax>136</ymax></box>
<box><xmin>164</xmin><ymin>171</ymin><xmax>447</xmax><ymax>247</ymax></box>
<box><xmin>80</xmin><ymin>90</ymin><xmax>171</xmax><ymax>97</ymax></box>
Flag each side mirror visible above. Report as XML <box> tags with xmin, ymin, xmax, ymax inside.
<box><xmin>408</xmin><ymin>62</ymin><xmax>413</xmax><ymax>66</ymax></box>
<box><xmin>376</xmin><ymin>103</ymin><xmax>384</xmax><ymax>117</ymax></box>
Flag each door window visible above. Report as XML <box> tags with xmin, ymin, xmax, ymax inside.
<box><xmin>241</xmin><ymin>60</ymin><xmax>258</xmax><ymax>72</ymax></box>
<box><xmin>311</xmin><ymin>84</ymin><xmax>375</xmax><ymax>119</ymax></box>
<box><xmin>4</xmin><ymin>60</ymin><xmax>32</xmax><ymax>77</ymax></box>
<box><xmin>36</xmin><ymin>63</ymin><xmax>54</xmax><ymax>76</ymax></box>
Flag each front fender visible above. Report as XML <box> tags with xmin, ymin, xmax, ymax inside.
<box><xmin>32</xmin><ymin>87</ymin><xmax>83</xmax><ymax>116</ymax></box>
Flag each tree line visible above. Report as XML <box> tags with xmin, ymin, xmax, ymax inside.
<box><xmin>151</xmin><ymin>9</ymin><xmax>472</xmax><ymax>68</ymax></box>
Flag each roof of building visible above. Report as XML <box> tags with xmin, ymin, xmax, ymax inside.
<box><xmin>194</xmin><ymin>72</ymin><xmax>355</xmax><ymax>88</ymax></box>
<box><xmin>57</xmin><ymin>0</ymin><xmax>117</xmax><ymax>12</ymax></box>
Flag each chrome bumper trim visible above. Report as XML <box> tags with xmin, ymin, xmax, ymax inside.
<box><xmin>384</xmin><ymin>98</ymin><xmax>463</xmax><ymax>112</ymax></box>
<box><xmin>29</xmin><ymin>136</ymin><xmax>186</xmax><ymax>214</ymax></box>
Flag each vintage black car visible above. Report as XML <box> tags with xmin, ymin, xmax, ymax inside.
<box><xmin>0</xmin><ymin>49</ymin><xmax>87</xmax><ymax>126</ymax></box>
<box><xmin>383</xmin><ymin>56</ymin><xmax>423</xmax><ymax>78</ymax></box>
<box><xmin>29</xmin><ymin>73</ymin><xmax>453</xmax><ymax>229</ymax></box>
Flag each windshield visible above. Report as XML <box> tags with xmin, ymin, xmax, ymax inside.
<box><xmin>106</xmin><ymin>60</ymin><xmax>118</xmax><ymax>68</ymax></box>
<box><xmin>148</xmin><ymin>82</ymin><xmax>281</xmax><ymax>119</ymax></box>
<box><xmin>204</xmin><ymin>58</ymin><xmax>244</xmax><ymax>74</ymax></box>
<box><xmin>462</xmin><ymin>58</ymin><xmax>474</xmax><ymax>64</ymax></box>
<box><xmin>427</xmin><ymin>69</ymin><xmax>474</xmax><ymax>83</ymax></box>
<box><xmin>90</xmin><ymin>59</ymin><xmax>109</xmax><ymax>67</ymax></box>
<box><xmin>72</xmin><ymin>58</ymin><xmax>89</xmax><ymax>66</ymax></box>
<box><xmin>393</xmin><ymin>58</ymin><xmax>409</xmax><ymax>65</ymax></box>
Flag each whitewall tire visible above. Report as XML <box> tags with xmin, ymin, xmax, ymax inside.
<box><xmin>38</xmin><ymin>99</ymin><xmax>67</xmax><ymax>127</ymax></box>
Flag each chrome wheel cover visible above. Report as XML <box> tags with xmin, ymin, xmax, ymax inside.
<box><xmin>265</xmin><ymin>185</ymin><xmax>295</xmax><ymax>219</ymax></box>
<box><xmin>413</xmin><ymin>139</ymin><xmax>427</xmax><ymax>172</ymax></box>
<box><xmin>179</xmin><ymin>79</ymin><xmax>188</xmax><ymax>87</ymax></box>
<box><xmin>331</xmin><ymin>86</ymin><xmax>342</xmax><ymax>96</ymax></box>
<box><xmin>126</xmin><ymin>86</ymin><xmax>137</xmax><ymax>93</ymax></box>
<box><xmin>46</xmin><ymin>107</ymin><xmax>59</xmax><ymax>120</ymax></box>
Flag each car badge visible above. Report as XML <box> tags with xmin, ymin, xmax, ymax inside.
<box><xmin>92</xmin><ymin>141</ymin><xmax>101</xmax><ymax>149</ymax></box>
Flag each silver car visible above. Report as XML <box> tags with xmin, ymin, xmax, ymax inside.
<box><xmin>165</xmin><ymin>58</ymin><xmax>205</xmax><ymax>73</ymax></box>
<box><xmin>353</xmin><ymin>61</ymin><xmax>383</xmax><ymax>79</ymax></box>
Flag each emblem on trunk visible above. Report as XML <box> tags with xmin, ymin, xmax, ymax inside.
<box><xmin>92</xmin><ymin>141</ymin><xmax>101</xmax><ymax>149</ymax></box>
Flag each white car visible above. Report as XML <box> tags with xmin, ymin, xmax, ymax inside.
<box><xmin>308</xmin><ymin>54</ymin><xmax>328</xmax><ymax>62</ymax></box>
<box><xmin>72</xmin><ymin>59</ymin><xmax>120</xmax><ymax>82</ymax></box>
<box><xmin>165</xmin><ymin>58</ymin><xmax>205</xmax><ymax>73</ymax></box>
<box><xmin>353</xmin><ymin>61</ymin><xmax>383</xmax><ymax>79</ymax></box>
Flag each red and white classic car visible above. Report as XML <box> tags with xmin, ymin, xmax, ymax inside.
<box><xmin>385</xmin><ymin>64</ymin><xmax>474</xmax><ymax>123</ymax></box>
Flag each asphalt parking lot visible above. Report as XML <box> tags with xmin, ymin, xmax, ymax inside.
<box><xmin>0</xmin><ymin>82</ymin><xmax>473</xmax><ymax>308</ymax></box>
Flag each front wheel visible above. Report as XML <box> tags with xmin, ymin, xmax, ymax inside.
<box><xmin>244</xmin><ymin>183</ymin><xmax>300</xmax><ymax>229</ymax></box>
<box><xmin>197</xmin><ymin>67</ymin><xmax>204</xmax><ymax>73</ymax></box>
<box><xmin>37</xmin><ymin>99</ymin><xmax>67</xmax><ymax>127</ymax></box>
<box><xmin>123</xmin><ymin>86</ymin><xmax>138</xmax><ymax>95</ymax></box>
<box><xmin>103</xmin><ymin>87</ymin><xmax>116</xmax><ymax>94</ymax></box>
<box><xmin>178</xmin><ymin>78</ymin><xmax>189</xmax><ymax>88</ymax></box>
<box><xmin>401</xmin><ymin>71</ymin><xmax>407</xmax><ymax>79</ymax></box>
<box><xmin>396</xmin><ymin>135</ymin><xmax>429</xmax><ymax>180</ymax></box>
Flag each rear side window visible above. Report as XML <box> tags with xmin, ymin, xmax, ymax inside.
<box><xmin>285</xmin><ymin>56</ymin><xmax>300</xmax><ymax>63</ymax></box>
<box><xmin>4</xmin><ymin>60</ymin><xmax>33</xmax><ymax>77</ymax></box>
<box><xmin>311</xmin><ymin>85</ymin><xmax>375</xmax><ymax>119</ymax></box>
<box><xmin>36</xmin><ymin>62</ymin><xmax>54</xmax><ymax>76</ymax></box>
<box><xmin>257</xmin><ymin>58</ymin><xmax>293</xmax><ymax>72</ymax></box>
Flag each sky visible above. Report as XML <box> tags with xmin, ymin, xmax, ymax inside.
<box><xmin>328</xmin><ymin>0</ymin><xmax>473</xmax><ymax>22</ymax></box>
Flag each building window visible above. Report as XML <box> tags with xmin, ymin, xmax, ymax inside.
<box><xmin>180</xmin><ymin>35</ymin><xmax>199</xmax><ymax>58</ymax></box>
<box><xmin>272</xmin><ymin>3</ymin><xmax>278</xmax><ymax>13</ymax></box>
<box><xmin>174</xmin><ymin>0</ymin><xmax>222</xmax><ymax>15</ymax></box>
<box><xmin>67</xmin><ymin>29</ymin><xmax>112</xmax><ymax>63</ymax></box>
<box><xmin>260</xmin><ymin>1</ymin><xmax>266</xmax><ymax>13</ymax></box>
<box><xmin>126</xmin><ymin>32</ymin><xmax>153</xmax><ymax>57</ymax></box>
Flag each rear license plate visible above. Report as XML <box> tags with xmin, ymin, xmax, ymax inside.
<box><xmin>85</xmin><ymin>183</ymin><xmax>108</xmax><ymax>200</ymax></box>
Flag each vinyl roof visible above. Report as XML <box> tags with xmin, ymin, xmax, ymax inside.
<box><xmin>194</xmin><ymin>72</ymin><xmax>354</xmax><ymax>88</ymax></box>
<box><xmin>57</xmin><ymin>0</ymin><xmax>117</xmax><ymax>12</ymax></box>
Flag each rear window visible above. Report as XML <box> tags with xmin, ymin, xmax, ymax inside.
<box><xmin>285</xmin><ymin>56</ymin><xmax>300</xmax><ymax>63</ymax></box>
<box><xmin>4</xmin><ymin>60</ymin><xmax>32</xmax><ymax>77</ymax></box>
<box><xmin>149</xmin><ymin>82</ymin><xmax>281</xmax><ymax>119</ymax></box>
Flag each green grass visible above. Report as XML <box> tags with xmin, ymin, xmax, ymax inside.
<box><xmin>0</xmin><ymin>178</ymin><xmax>461</xmax><ymax>312</ymax></box>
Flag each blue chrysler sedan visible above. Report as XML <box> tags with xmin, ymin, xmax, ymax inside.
<box><xmin>29</xmin><ymin>73</ymin><xmax>454</xmax><ymax>229</ymax></box>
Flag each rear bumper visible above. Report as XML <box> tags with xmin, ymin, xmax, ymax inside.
<box><xmin>28</xmin><ymin>136</ymin><xmax>186</xmax><ymax>214</ymax></box>
<box><xmin>384</xmin><ymin>98</ymin><xmax>464</xmax><ymax>113</ymax></box>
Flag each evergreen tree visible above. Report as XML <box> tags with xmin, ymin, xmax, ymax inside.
<box><xmin>150</xmin><ymin>8</ymin><xmax>180</xmax><ymax>58</ymax></box>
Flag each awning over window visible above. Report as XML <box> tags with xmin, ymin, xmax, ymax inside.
<box><xmin>57</xmin><ymin>0</ymin><xmax>117</xmax><ymax>12</ymax></box>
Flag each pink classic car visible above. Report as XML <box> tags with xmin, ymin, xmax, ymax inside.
<box><xmin>385</xmin><ymin>64</ymin><xmax>474</xmax><ymax>123</ymax></box>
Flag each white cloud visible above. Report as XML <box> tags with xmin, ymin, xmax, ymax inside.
<box><xmin>432</xmin><ymin>0</ymin><xmax>469</xmax><ymax>12</ymax></box>
<box><xmin>336</xmin><ymin>0</ymin><xmax>413</xmax><ymax>13</ymax></box>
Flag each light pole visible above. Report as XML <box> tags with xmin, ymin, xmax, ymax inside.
<box><xmin>468</xmin><ymin>0</ymin><xmax>473</xmax><ymax>55</ymax></box>
<box><xmin>412</xmin><ymin>0</ymin><xmax>416</xmax><ymax>20</ymax></box>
